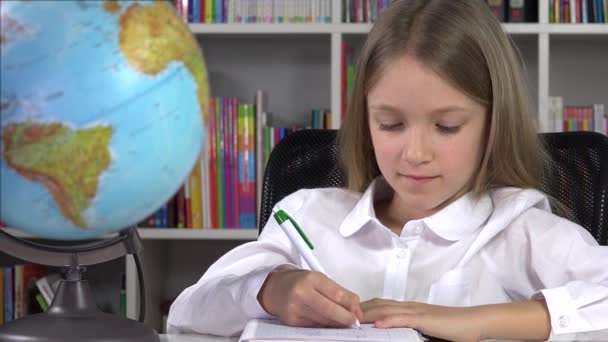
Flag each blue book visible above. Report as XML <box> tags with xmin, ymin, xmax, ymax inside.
<box><xmin>187</xmin><ymin>0</ymin><xmax>194</xmax><ymax>22</ymax></box>
<box><xmin>216</xmin><ymin>0</ymin><xmax>223</xmax><ymax>23</ymax></box>
<box><xmin>161</xmin><ymin>203</ymin><xmax>168</xmax><ymax>228</ymax></box>
<box><xmin>193</xmin><ymin>0</ymin><xmax>200</xmax><ymax>23</ymax></box>
<box><xmin>4</xmin><ymin>267</ymin><xmax>13</xmax><ymax>323</ymax></box>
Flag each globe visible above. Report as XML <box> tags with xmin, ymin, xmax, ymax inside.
<box><xmin>0</xmin><ymin>0</ymin><xmax>209</xmax><ymax>240</ymax></box>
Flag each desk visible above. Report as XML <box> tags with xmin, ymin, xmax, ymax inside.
<box><xmin>159</xmin><ymin>333</ymin><xmax>440</xmax><ymax>342</ymax></box>
<box><xmin>160</xmin><ymin>334</ymin><xmax>236</xmax><ymax>342</ymax></box>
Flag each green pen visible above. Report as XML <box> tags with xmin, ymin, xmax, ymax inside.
<box><xmin>273</xmin><ymin>209</ymin><xmax>361</xmax><ymax>328</ymax></box>
<box><xmin>273</xmin><ymin>209</ymin><xmax>326</xmax><ymax>273</ymax></box>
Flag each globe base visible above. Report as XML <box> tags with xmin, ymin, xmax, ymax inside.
<box><xmin>0</xmin><ymin>279</ymin><xmax>159</xmax><ymax>342</ymax></box>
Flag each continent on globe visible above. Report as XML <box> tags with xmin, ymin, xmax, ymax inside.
<box><xmin>0</xmin><ymin>13</ymin><xmax>29</xmax><ymax>48</ymax></box>
<box><xmin>117</xmin><ymin>0</ymin><xmax>210</xmax><ymax>122</ymax></box>
<box><xmin>2</xmin><ymin>122</ymin><xmax>112</xmax><ymax>229</ymax></box>
<box><xmin>102</xmin><ymin>0</ymin><xmax>122</xmax><ymax>14</ymax></box>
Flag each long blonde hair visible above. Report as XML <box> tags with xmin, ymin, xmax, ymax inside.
<box><xmin>338</xmin><ymin>0</ymin><xmax>544</xmax><ymax>196</ymax></box>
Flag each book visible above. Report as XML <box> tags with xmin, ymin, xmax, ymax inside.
<box><xmin>548</xmin><ymin>96</ymin><xmax>563</xmax><ymax>132</ymax></box>
<box><xmin>35</xmin><ymin>273</ymin><xmax>61</xmax><ymax>307</ymax></box>
<box><xmin>13</xmin><ymin>264</ymin><xmax>47</xmax><ymax>318</ymax></box>
<box><xmin>594</xmin><ymin>104</ymin><xmax>606</xmax><ymax>135</ymax></box>
<box><xmin>255</xmin><ymin>90</ymin><xmax>266</xmax><ymax>221</ymax></box>
<box><xmin>238</xmin><ymin>319</ymin><xmax>422</xmax><ymax>342</ymax></box>
<box><xmin>508</xmin><ymin>0</ymin><xmax>538</xmax><ymax>22</ymax></box>
<box><xmin>487</xmin><ymin>0</ymin><xmax>507</xmax><ymax>22</ymax></box>
<box><xmin>3</xmin><ymin>267</ymin><xmax>13</xmax><ymax>323</ymax></box>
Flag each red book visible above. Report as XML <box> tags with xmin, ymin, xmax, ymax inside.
<box><xmin>487</xmin><ymin>0</ymin><xmax>507</xmax><ymax>22</ymax></box>
<box><xmin>15</xmin><ymin>264</ymin><xmax>47</xmax><ymax>318</ymax></box>
<box><xmin>223</xmin><ymin>98</ymin><xmax>232</xmax><ymax>228</ymax></box>
<box><xmin>200</xmin><ymin>0</ymin><xmax>205</xmax><ymax>23</ymax></box>
<box><xmin>509</xmin><ymin>0</ymin><xmax>538</xmax><ymax>22</ymax></box>
<box><xmin>232</xmin><ymin>97</ymin><xmax>239</xmax><ymax>228</ymax></box>
<box><xmin>208</xmin><ymin>97</ymin><xmax>218</xmax><ymax>228</ymax></box>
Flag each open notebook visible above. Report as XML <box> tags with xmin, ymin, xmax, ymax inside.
<box><xmin>238</xmin><ymin>319</ymin><xmax>423</xmax><ymax>342</ymax></box>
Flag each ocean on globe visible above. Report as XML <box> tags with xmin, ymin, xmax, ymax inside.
<box><xmin>0</xmin><ymin>0</ymin><xmax>209</xmax><ymax>240</ymax></box>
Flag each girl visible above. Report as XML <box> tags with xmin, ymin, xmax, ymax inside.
<box><xmin>167</xmin><ymin>0</ymin><xmax>608</xmax><ymax>341</ymax></box>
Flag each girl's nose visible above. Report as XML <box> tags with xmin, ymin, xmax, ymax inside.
<box><xmin>402</xmin><ymin>129</ymin><xmax>432</xmax><ymax>165</ymax></box>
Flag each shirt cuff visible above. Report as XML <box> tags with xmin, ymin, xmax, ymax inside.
<box><xmin>239</xmin><ymin>263</ymin><xmax>299</xmax><ymax>319</ymax></box>
<box><xmin>538</xmin><ymin>286</ymin><xmax>594</xmax><ymax>336</ymax></box>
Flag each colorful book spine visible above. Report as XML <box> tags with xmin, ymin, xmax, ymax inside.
<box><xmin>243</xmin><ymin>104</ymin><xmax>257</xmax><ymax>228</ymax></box>
<box><xmin>201</xmin><ymin>0</ymin><xmax>206</xmax><ymax>22</ymax></box>
<box><xmin>238</xmin><ymin>104</ymin><xmax>246</xmax><ymax>228</ymax></box>
<box><xmin>176</xmin><ymin>185</ymin><xmax>185</xmax><ymax>228</ymax></box>
<box><xmin>216</xmin><ymin>0</ymin><xmax>223</xmax><ymax>23</ymax></box>
<box><xmin>189</xmin><ymin>159</ymin><xmax>203</xmax><ymax>229</ymax></box>
<box><xmin>209</xmin><ymin>98</ymin><xmax>218</xmax><ymax>228</ymax></box>
<box><xmin>4</xmin><ymin>267</ymin><xmax>13</xmax><ymax>323</ymax></box>
<box><xmin>594</xmin><ymin>104</ymin><xmax>606</xmax><ymax>134</ymax></box>
<box><xmin>232</xmin><ymin>97</ymin><xmax>240</xmax><ymax>228</ymax></box>
<box><xmin>206</xmin><ymin>0</ymin><xmax>213</xmax><ymax>23</ymax></box>
<box><xmin>217</xmin><ymin>98</ymin><xmax>225</xmax><ymax>228</ymax></box>
<box><xmin>13</xmin><ymin>265</ymin><xmax>23</xmax><ymax>319</ymax></box>
<box><xmin>223</xmin><ymin>97</ymin><xmax>232</xmax><ymax>228</ymax></box>
<box><xmin>192</xmin><ymin>0</ymin><xmax>199</xmax><ymax>22</ymax></box>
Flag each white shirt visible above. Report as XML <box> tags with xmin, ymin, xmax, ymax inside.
<box><xmin>167</xmin><ymin>178</ymin><xmax>608</xmax><ymax>341</ymax></box>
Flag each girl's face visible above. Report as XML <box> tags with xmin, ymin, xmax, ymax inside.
<box><xmin>367</xmin><ymin>55</ymin><xmax>487</xmax><ymax>221</ymax></box>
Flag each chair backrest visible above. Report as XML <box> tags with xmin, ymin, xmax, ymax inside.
<box><xmin>540</xmin><ymin>131</ymin><xmax>608</xmax><ymax>245</ymax></box>
<box><xmin>259</xmin><ymin>129</ymin><xmax>608</xmax><ymax>245</ymax></box>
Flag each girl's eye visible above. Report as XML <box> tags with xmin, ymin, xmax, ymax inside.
<box><xmin>436</xmin><ymin>125</ymin><xmax>461</xmax><ymax>134</ymax></box>
<box><xmin>379</xmin><ymin>123</ymin><xmax>403</xmax><ymax>131</ymax></box>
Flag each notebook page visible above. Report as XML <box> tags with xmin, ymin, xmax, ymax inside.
<box><xmin>239</xmin><ymin>319</ymin><xmax>422</xmax><ymax>342</ymax></box>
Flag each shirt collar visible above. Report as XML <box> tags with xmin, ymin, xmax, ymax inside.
<box><xmin>339</xmin><ymin>177</ymin><xmax>494</xmax><ymax>241</ymax></box>
<box><xmin>339</xmin><ymin>177</ymin><xmax>390</xmax><ymax>237</ymax></box>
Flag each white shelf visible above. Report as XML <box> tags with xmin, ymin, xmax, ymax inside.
<box><xmin>187</xmin><ymin>23</ymin><xmax>607</xmax><ymax>35</ymax></box>
<box><xmin>503</xmin><ymin>23</ymin><xmax>544</xmax><ymax>34</ymax></box>
<box><xmin>137</xmin><ymin>228</ymin><xmax>258</xmax><ymax>240</ymax></box>
<box><xmin>337</xmin><ymin>23</ymin><xmax>372</xmax><ymax>33</ymax></box>
<box><xmin>1</xmin><ymin>227</ymin><xmax>258</xmax><ymax>240</ymax></box>
<box><xmin>546</xmin><ymin>24</ymin><xmax>608</xmax><ymax>35</ymax></box>
<box><xmin>190</xmin><ymin>23</ymin><xmax>338</xmax><ymax>34</ymax></box>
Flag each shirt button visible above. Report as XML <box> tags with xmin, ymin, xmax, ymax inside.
<box><xmin>558</xmin><ymin>315</ymin><xmax>569</xmax><ymax>328</ymax></box>
<box><xmin>397</xmin><ymin>250</ymin><xmax>407</xmax><ymax>259</ymax></box>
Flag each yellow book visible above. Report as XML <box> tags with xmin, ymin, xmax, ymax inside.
<box><xmin>205</xmin><ymin>0</ymin><xmax>213</xmax><ymax>23</ymax></box>
<box><xmin>189</xmin><ymin>159</ymin><xmax>203</xmax><ymax>229</ymax></box>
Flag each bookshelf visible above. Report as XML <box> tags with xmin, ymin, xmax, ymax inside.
<box><xmin>1</xmin><ymin>0</ymin><xmax>605</xmax><ymax>334</ymax></box>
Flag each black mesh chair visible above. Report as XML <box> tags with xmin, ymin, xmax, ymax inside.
<box><xmin>259</xmin><ymin>129</ymin><xmax>608</xmax><ymax>245</ymax></box>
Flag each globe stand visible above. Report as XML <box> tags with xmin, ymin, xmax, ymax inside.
<box><xmin>0</xmin><ymin>227</ymin><xmax>159</xmax><ymax>342</ymax></box>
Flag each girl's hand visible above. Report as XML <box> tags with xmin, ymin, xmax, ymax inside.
<box><xmin>361</xmin><ymin>298</ymin><xmax>482</xmax><ymax>342</ymax></box>
<box><xmin>257</xmin><ymin>269</ymin><xmax>362</xmax><ymax>328</ymax></box>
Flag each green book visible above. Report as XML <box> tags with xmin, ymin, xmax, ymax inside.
<box><xmin>35</xmin><ymin>293</ymin><xmax>48</xmax><ymax>312</ymax></box>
